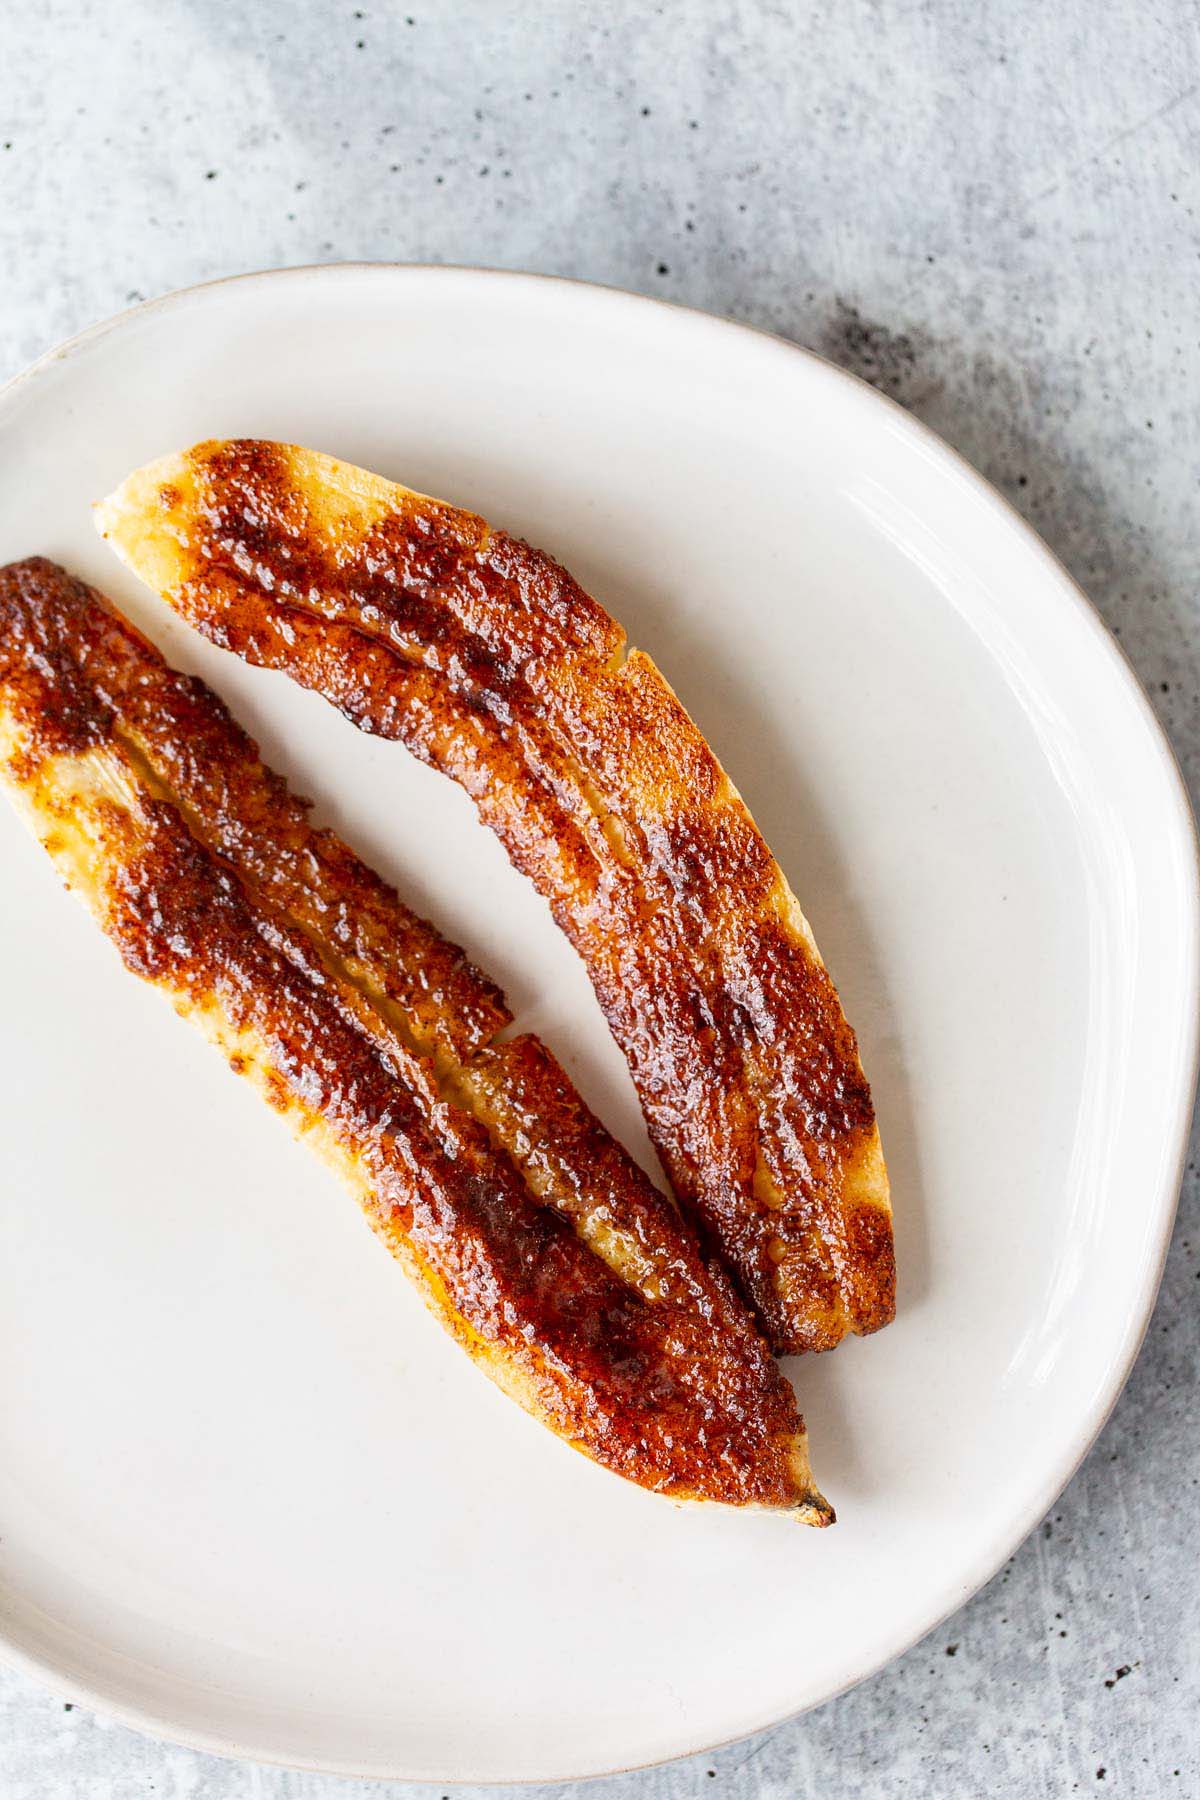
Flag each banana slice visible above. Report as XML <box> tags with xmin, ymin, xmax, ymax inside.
<box><xmin>0</xmin><ymin>556</ymin><xmax>831</xmax><ymax>1521</ymax></box>
<box><xmin>99</xmin><ymin>440</ymin><xmax>894</xmax><ymax>1354</ymax></box>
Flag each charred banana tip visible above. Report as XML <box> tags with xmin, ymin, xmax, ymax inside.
<box><xmin>795</xmin><ymin>1490</ymin><xmax>836</xmax><ymax>1528</ymax></box>
<box><xmin>785</xmin><ymin>1438</ymin><xmax>834</xmax><ymax>1526</ymax></box>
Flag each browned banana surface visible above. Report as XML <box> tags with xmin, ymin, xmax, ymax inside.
<box><xmin>0</xmin><ymin>556</ymin><xmax>830</xmax><ymax>1520</ymax></box>
<box><xmin>98</xmin><ymin>442</ymin><xmax>894</xmax><ymax>1354</ymax></box>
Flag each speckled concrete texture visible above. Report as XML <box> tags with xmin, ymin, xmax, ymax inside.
<box><xmin>1</xmin><ymin>3</ymin><xmax>1198</xmax><ymax>1795</ymax></box>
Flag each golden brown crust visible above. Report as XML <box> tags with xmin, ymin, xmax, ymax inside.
<box><xmin>97</xmin><ymin>440</ymin><xmax>895</xmax><ymax>1353</ymax></box>
<box><xmin>0</xmin><ymin>555</ymin><xmax>830</xmax><ymax>1519</ymax></box>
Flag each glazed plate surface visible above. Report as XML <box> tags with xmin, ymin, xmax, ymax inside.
<box><xmin>0</xmin><ymin>266</ymin><xmax>1195</xmax><ymax>1781</ymax></box>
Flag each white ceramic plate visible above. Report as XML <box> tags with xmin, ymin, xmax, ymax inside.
<box><xmin>0</xmin><ymin>267</ymin><xmax>1196</xmax><ymax>1783</ymax></box>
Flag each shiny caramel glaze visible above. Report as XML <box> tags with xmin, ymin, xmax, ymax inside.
<box><xmin>98</xmin><ymin>442</ymin><xmax>895</xmax><ymax>1354</ymax></box>
<box><xmin>0</xmin><ymin>556</ymin><xmax>830</xmax><ymax>1519</ymax></box>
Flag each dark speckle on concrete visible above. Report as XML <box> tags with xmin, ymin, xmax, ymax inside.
<box><xmin>818</xmin><ymin>299</ymin><xmax>941</xmax><ymax>408</ymax></box>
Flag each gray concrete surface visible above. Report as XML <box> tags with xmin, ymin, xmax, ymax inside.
<box><xmin>1</xmin><ymin>2</ymin><xmax>1198</xmax><ymax>1794</ymax></box>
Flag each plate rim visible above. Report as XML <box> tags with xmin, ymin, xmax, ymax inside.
<box><xmin>1</xmin><ymin>260</ymin><xmax>1197</xmax><ymax>1783</ymax></box>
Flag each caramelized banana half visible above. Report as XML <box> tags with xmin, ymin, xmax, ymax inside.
<box><xmin>99</xmin><ymin>442</ymin><xmax>894</xmax><ymax>1353</ymax></box>
<box><xmin>0</xmin><ymin>556</ymin><xmax>831</xmax><ymax>1521</ymax></box>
